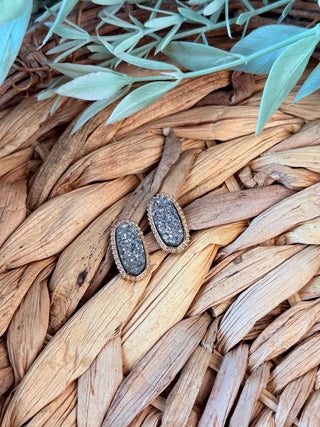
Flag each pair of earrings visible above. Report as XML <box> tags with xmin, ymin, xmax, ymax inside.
<box><xmin>110</xmin><ymin>193</ymin><xmax>190</xmax><ymax>281</ymax></box>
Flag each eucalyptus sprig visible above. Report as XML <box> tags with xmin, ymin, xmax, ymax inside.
<box><xmin>36</xmin><ymin>0</ymin><xmax>320</xmax><ymax>134</ymax></box>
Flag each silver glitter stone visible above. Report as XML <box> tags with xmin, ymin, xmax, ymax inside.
<box><xmin>115</xmin><ymin>222</ymin><xmax>146</xmax><ymax>277</ymax></box>
<box><xmin>150</xmin><ymin>195</ymin><xmax>185</xmax><ymax>248</ymax></box>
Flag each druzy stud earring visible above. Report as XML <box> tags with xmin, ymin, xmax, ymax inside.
<box><xmin>110</xmin><ymin>220</ymin><xmax>149</xmax><ymax>281</ymax></box>
<box><xmin>147</xmin><ymin>193</ymin><xmax>190</xmax><ymax>253</ymax></box>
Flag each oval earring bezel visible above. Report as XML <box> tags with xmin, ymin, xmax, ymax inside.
<box><xmin>110</xmin><ymin>219</ymin><xmax>149</xmax><ymax>281</ymax></box>
<box><xmin>147</xmin><ymin>193</ymin><xmax>190</xmax><ymax>254</ymax></box>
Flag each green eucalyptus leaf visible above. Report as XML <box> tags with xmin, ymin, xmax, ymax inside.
<box><xmin>231</xmin><ymin>24</ymin><xmax>307</xmax><ymax>74</ymax></box>
<box><xmin>89</xmin><ymin>52</ymin><xmax>112</xmax><ymax>60</ymax></box>
<box><xmin>203</xmin><ymin>0</ymin><xmax>225</xmax><ymax>16</ymax></box>
<box><xmin>100</xmin><ymin>12</ymin><xmax>137</xmax><ymax>29</ymax></box>
<box><xmin>0</xmin><ymin>0</ymin><xmax>29</xmax><ymax>25</ymax></box>
<box><xmin>97</xmin><ymin>33</ymin><xmax>174</xmax><ymax>71</ymax></box>
<box><xmin>37</xmin><ymin>89</ymin><xmax>59</xmax><ymax>101</ymax></box>
<box><xmin>107</xmin><ymin>80</ymin><xmax>178</xmax><ymax>124</ymax></box>
<box><xmin>187</xmin><ymin>0</ymin><xmax>208</xmax><ymax>4</ymax></box>
<box><xmin>236</xmin><ymin>9</ymin><xmax>254</xmax><ymax>26</ymax></box>
<box><xmin>113</xmin><ymin>31</ymin><xmax>142</xmax><ymax>55</ymax></box>
<box><xmin>50</xmin><ymin>62</ymin><xmax>119</xmax><ymax>78</ymax></box>
<box><xmin>293</xmin><ymin>63</ymin><xmax>320</xmax><ymax>104</ymax></box>
<box><xmin>145</xmin><ymin>15</ymin><xmax>182</xmax><ymax>30</ymax></box>
<box><xmin>47</xmin><ymin>22</ymin><xmax>89</xmax><ymax>40</ymax></box>
<box><xmin>56</xmin><ymin>71</ymin><xmax>132</xmax><ymax>100</ymax></box>
<box><xmin>36</xmin><ymin>2</ymin><xmax>62</xmax><ymax>22</ymax></box>
<box><xmin>115</xmin><ymin>51</ymin><xmax>181</xmax><ymax>72</ymax></box>
<box><xmin>93</xmin><ymin>0</ymin><xmax>145</xmax><ymax>3</ymax></box>
<box><xmin>52</xmin><ymin>41</ymin><xmax>87</xmax><ymax>63</ymax></box>
<box><xmin>240</xmin><ymin>0</ymin><xmax>254</xmax><ymax>10</ymax></box>
<box><xmin>37</xmin><ymin>76</ymin><xmax>69</xmax><ymax>100</ymax></box>
<box><xmin>46</xmin><ymin>39</ymin><xmax>79</xmax><ymax>55</ymax></box>
<box><xmin>91</xmin><ymin>0</ymin><xmax>124</xmax><ymax>4</ymax></box>
<box><xmin>129</xmin><ymin>14</ymin><xmax>145</xmax><ymax>30</ymax></box>
<box><xmin>155</xmin><ymin>23</ymin><xmax>180</xmax><ymax>54</ymax></box>
<box><xmin>177</xmin><ymin>6</ymin><xmax>211</xmax><ymax>25</ymax></box>
<box><xmin>257</xmin><ymin>34</ymin><xmax>320</xmax><ymax>134</ymax></box>
<box><xmin>210</xmin><ymin>4</ymin><xmax>224</xmax><ymax>24</ymax></box>
<box><xmin>278</xmin><ymin>0</ymin><xmax>295</xmax><ymax>23</ymax></box>
<box><xmin>164</xmin><ymin>41</ymin><xmax>239</xmax><ymax>71</ymax></box>
<box><xmin>50</xmin><ymin>95</ymin><xmax>62</xmax><ymax>115</ymax></box>
<box><xmin>97</xmin><ymin>33</ymin><xmax>129</xmax><ymax>42</ymax></box>
<box><xmin>87</xmin><ymin>44</ymin><xmax>113</xmax><ymax>53</ymax></box>
<box><xmin>87</xmin><ymin>44</ymin><xmax>114</xmax><ymax>60</ymax></box>
<box><xmin>0</xmin><ymin>0</ymin><xmax>32</xmax><ymax>85</ymax></box>
<box><xmin>73</xmin><ymin>99</ymin><xmax>112</xmax><ymax>133</ymax></box>
<box><xmin>100</xmin><ymin>4</ymin><xmax>123</xmax><ymax>15</ymax></box>
<box><xmin>41</xmin><ymin>0</ymin><xmax>78</xmax><ymax>46</ymax></box>
<box><xmin>72</xmin><ymin>86</ymin><xmax>130</xmax><ymax>134</ymax></box>
<box><xmin>224</xmin><ymin>0</ymin><xmax>231</xmax><ymax>38</ymax></box>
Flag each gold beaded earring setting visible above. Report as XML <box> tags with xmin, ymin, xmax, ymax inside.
<box><xmin>110</xmin><ymin>219</ymin><xmax>149</xmax><ymax>281</ymax></box>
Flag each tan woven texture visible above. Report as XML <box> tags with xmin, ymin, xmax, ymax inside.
<box><xmin>1</xmin><ymin>5</ymin><xmax>320</xmax><ymax>426</ymax></box>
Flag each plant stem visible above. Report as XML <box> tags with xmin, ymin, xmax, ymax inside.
<box><xmin>93</xmin><ymin>0</ymin><xmax>298</xmax><ymax>72</ymax></box>
<box><xmin>133</xmin><ymin>75</ymin><xmax>177</xmax><ymax>82</ymax></box>
<box><xmin>236</xmin><ymin>0</ymin><xmax>295</xmax><ymax>25</ymax></box>
<box><xmin>183</xmin><ymin>24</ymin><xmax>320</xmax><ymax>78</ymax></box>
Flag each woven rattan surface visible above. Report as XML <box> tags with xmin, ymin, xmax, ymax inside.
<box><xmin>0</xmin><ymin>5</ymin><xmax>320</xmax><ymax>426</ymax></box>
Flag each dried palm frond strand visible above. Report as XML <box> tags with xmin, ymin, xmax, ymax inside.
<box><xmin>0</xmin><ymin>338</ymin><xmax>13</xmax><ymax>397</ymax></box>
<box><xmin>184</xmin><ymin>185</ymin><xmax>294</xmax><ymax>230</ymax></box>
<box><xmin>250</xmin><ymin>299</ymin><xmax>320</xmax><ymax>370</ymax></box>
<box><xmin>122</xmin><ymin>223</ymin><xmax>245</xmax><ymax>373</ymax></box>
<box><xmin>229</xmin><ymin>362</ymin><xmax>271</xmax><ymax>426</ymax></box>
<box><xmin>180</xmin><ymin>125</ymin><xmax>298</xmax><ymax>205</ymax></box>
<box><xmin>0</xmin><ymin>98</ymin><xmax>83</xmax><ymax>159</ymax></box>
<box><xmin>239</xmin><ymin>164</ymin><xmax>320</xmax><ymax>190</ymax></box>
<box><xmin>224</xmin><ymin>182</ymin><xmax>320</xmax><ymax>255</ymax></box>
<box><xmin>269</xmin><ymin>333</ymin><xmax>320</xmax><ymax>393</ymax></box>
<box><xmin>28</xmin><ymin>71</ymin><xmax>230</xmax><ymax>209</ymax></box>
<box><xmin>161</xmin><ymin>319</ymin><xmax>219</xmax><ymax>426</ymax></box>
<box><xmin>279</xmin><ymin>217</ymin><xmax>320</xmax><ymax>245</ymax></box>
<box><xmin>298</xmin><ymin>390</ymin><xmax>320</xmax><ymax>426</ymax></box>
<box><xmin>0</xmin><ymin>166</ymin><xmax>27</xmax><ymax>248</ymax></box>
<box><xmin>104</xmin><ymin>314</ymin><xmax>211</xmax><ymax>427</ymax></box>
<box><xmin>77</xmin><ymin>334</ymin><xmax>122</xmax><ymax>427</ymax></box>
<box><xmin>24</xmin><ymin>382</ymin><xmax>77</xmax><ymax>427</ymax></box>
<box><xmin>274</xmin><ymin>368</ymin><xmax>317</xmax><ymax>427</ymax></box>
<box><xmin>0</xmin><ymin>176</ymin><xmax>137</xmax><ymax>271</ymax></box>
<box><xmin>1</xmin><ymin>252</ymin><xmax>163</xmax><ymax>426</ymax></box>
<box><xmin>48</xmin><ymin>197</ymin><xmax>127</xmax><ymax>333</ymax></box>
<box><xmin>188</xmin><ymin>244</ymin><xmax>302</xmax><ymax>317</ymax></box>
<box><xmin>6</xmin><ymin>263</ymin><xmax>53</xmax><ymax>384</ymax></box>
<box><xmin>217</xmin><ymin>246</ymin><xmax>320</xmax><ymax>353</ymax></box>
<box><xmin>0</xmin><ymin>257</ymin><xmax>55</xmax><ymax>337</ymax></box>
<box><xmin>199</xmin><ymin>344</ymin><xmax>248</xmax><ymax>427</ymax></box>
<box><xmin>0</xmin><ymin>147</ymin><xmax>32</xmax><ymax>180</ymax></box>
<box><xmin>250</xmin><ymin>146</ymin><xmax>320</xmax><ymax>173</ymax></box>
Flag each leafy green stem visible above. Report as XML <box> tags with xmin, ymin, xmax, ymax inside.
<box><xmin>132</xmin><ymin>74</ymin><xmax>179</xmax><ymax>82</ymax></box>
<box><xmin>91</xmin><ymin>0</ymin><xmax>300</xmax><ymax>73</ymax></box>
<box><xmin>236</xmin><ymin>0</ymin><xmax>295</xmax><ymax>25</ymax></box>
<box><xmin>182</xmin><ymin>24</ymin><xmax>320</xmax><ymax>78</ymax></box>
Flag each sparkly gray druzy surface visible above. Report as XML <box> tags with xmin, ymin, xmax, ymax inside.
<box><xmin>115</xmin><ymin>222</ymin><xmax>146</xmax><ymax>276</ymax></box>
<box><xmin>150</xmin><ymin>195</ymin><xmax>184</xmax><ymax>247</ymax></box>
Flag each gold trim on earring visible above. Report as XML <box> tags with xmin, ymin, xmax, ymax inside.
<box><xmin>147</xmin><ymin>193</ymin><xmax>190</xmax><ymax>254</ymax></box>
<box><xmin>110</xmin><ymin>219</ymin><xmax>150</xmax><ymax>281</ymax></box>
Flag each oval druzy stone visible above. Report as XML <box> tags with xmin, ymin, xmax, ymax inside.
<box><xmin>149</xmin><ymin>195</ymin><xmax>185</xmax><ymax>248</ymax></box>
<box><xmin>115</xmin><ymin>222</ymin><xmax>146</xmax><ymax>277</ymax></box>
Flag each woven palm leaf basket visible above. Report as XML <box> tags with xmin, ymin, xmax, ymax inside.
<box><xmin>0</xmin><ymin>2</ymin><xmax>320</xmax><ymax>426</ymax></box>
